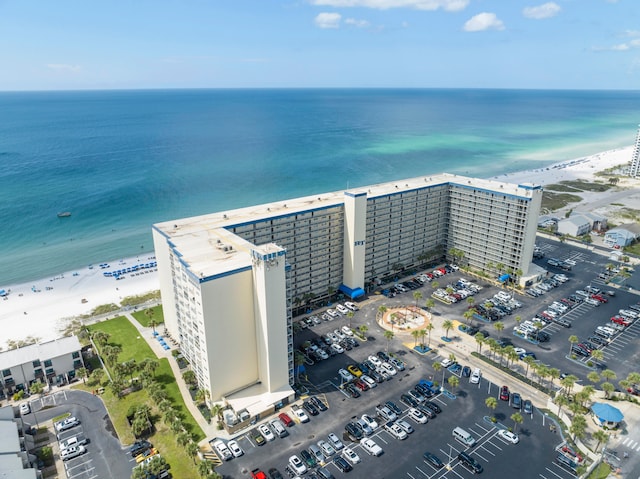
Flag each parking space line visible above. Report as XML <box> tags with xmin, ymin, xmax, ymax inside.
<box><xmin>414</xmin><ymin>465</ymin><xmax>430</xmax><ymax>477</ymax></box>
<box><xmin>473</xmin><ymin>449</ymin><xmax>492</xmax><ymax>461</ymax></box>
<box><xmin>545</xmin><ymin>465</ymin><xmax>571</xmax><ymax>479</ymax></box>
<box><xmin>407</xmin><ymin>472</ymin><xmax>417</xmax><ymax>479</ymax></box>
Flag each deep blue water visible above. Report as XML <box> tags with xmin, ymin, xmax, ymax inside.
<box><xmin>0</xmin><ymin>88</ymin><xmax>639</xmax><ymax>285</ymax></box>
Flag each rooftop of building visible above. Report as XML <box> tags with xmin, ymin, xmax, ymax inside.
<box><xmin>0</xmin><ymin>336</ymin><xmax>81</xmax><ymax>370</ymax></box>
<box><xmin>154</xmin><ymin>173</ymin><xmax>541</xmax><ymax>283</ymax></box>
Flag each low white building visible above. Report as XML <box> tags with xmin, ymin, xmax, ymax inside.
<box><xmin>556</xmin><ymin>216</ymin><xmax>591</xmax><ymax>237</ymax></box>
<box><xmin>604</xmin><ymin>223</ymin><xmax>640</xmax><ymax>248</ymax></box>
<box><xmin>0</xmin><ymin>406</ymin><xmax>38</xmax><ymax>478</ymax></box>
<box><xmin>0</xmin><ymin>337</ymin><xmax>83</xmax><ymax>397</ymax></box>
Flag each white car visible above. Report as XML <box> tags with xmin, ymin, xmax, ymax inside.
<box><xmin>341</xmin><ymin>325</ymin><xmax>354</xmax><ymax>336</ymax></box>
<box><xmin>408</xmin><ymin>407</ymin><xmax>428</xmax><ymax>424</ymax></box>
<box><xmin>327</xmin><ymin>432</ymin><xmax>344</xmax><ymax>451</ymax></box>
<box><xmin>55</xmin><ymin>416</ymin><xmax>80</xmax><ymax>432</ymax></box>
<box><xmin>258</xmin><ymin>424</ymin><xmax>275</xmax><ymax>442</ymax></box>
<box><xmin>288</xmin><ymin>454</ymin><xmax>308</xmax><ymax>475</ymax></box>
<box><xmin>385</xmin><ymin>422</ymin><xmax>408</xmax><ymax>440</ymax></box>
<box><xmin>336</xmin><ymin>304</ymin><xmax>350</xmax><ymax>315</ymax></box>
<box><xmin>61</xmin><ymin>445</ymin><xmax>86</xmax><ymax>461</ymax></box>
<box><xmin>360</xmin><ymin>438</ymin><xmax>383</xmax><ymax>456</ymax></box>
<box><xmin>440</xmin><ymin>358</ymin><xmax>454</xmax><ymax>368</ymax></box>
<box><xmin>345</xmin><ymin>301</ymin><xmax>359</xmax><ymax>311</ymax></box>
<box><xmin>498</xmin><ymin>429</ymin><xmax>520</xmax><ymax>444</ymax></box>
<box><xmin>368</xmin><ymin>355</ymin><xmax>382</xmax><ymax>367</ymax></box>
<box><xmin>361</xmin><ymin>375</ymin><xmax>377</xmax><ymax>389</ymax></box>
<box><xmin>318</xmin><ymin>439</ymin><xmax>336</xmax><ymax>457</ymax></box>
<box><xmin>293</xmin><ymin>408</ymin><xmax>309</xmax><ymax>423</ymax></box>
<box><xmin>333</xmin><ymin>329</ymin><xmax>346</xmax><ymax>340</ymax></box>
<box><xmin>338</xmin><ymin>368</ymin><xmax>355</xmax><ymax>382</ymax></box>
<box><xmin>380</xmin><ymin>362</ymin><xmax>397</xmax><ymax>376</ymax></box>
<box><xmin>227</xmin><ymin>440</ymin><xmax>243</xmax><ymax>458</ymax></box>
<box><xmin>470</xmin><ymin>368</ymin><xmax>482</xmax><ymax>384</ymax></box>
<box><xmin>331</xmin><ymin>343</ymin><xmax>345</xmax><ymax>354</ymax></box>
<box><xmin>361</xmin><ymin>414</ymin><xmax>379</xmax><ymax>431</ymax></box>
<box><xmin>514</xmin><ymin>347</ymin><xmax>527</xmax><ymax>356</ymax></box>
<box><xmin>212</xmin><ymin>439</ymin><xmax>233</xmax><ymax>460</ymax></box>
<box><xmin>342</xmin><ymin>447</ymin><xmax>361</xmax><ymax>464</ymax></box>
<box><xmin>326</xmin><ymin>309</ymin><xmax>339</xmax><ymax>318</ymax></box>
<box><xmin>395</xmin><ymin>419</ymin><xmax>414</xmax><ymax>434</ymax></box>
<box><xmin>20</xmin><ymin>402</ymin><xmax>31</xmax><ymax>415</ymax></box>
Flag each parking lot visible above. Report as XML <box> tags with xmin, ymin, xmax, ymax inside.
<box><xmin>25</xmin><ymin>389</ymin><xmax>134</xmax><ymax>479</ymax></box>
<box><xmin>213</xmin><ymin>236</ymin><xmax>640</xmax><ymax>478</ymax></box>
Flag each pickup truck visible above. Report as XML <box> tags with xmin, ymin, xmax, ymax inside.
<box><xmin>60</xmin><ymin>434</ymin><xmax>88</xmax><ymax>450</ymax></box>
<box><xmin>251</xmin><ymin>469</ymin><xmax>267</xmax><ymax>479</ymax></box>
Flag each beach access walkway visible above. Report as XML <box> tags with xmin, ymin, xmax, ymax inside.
<box><xmin>121</xmin><ymin>312</ymin><xmax>220</xmax><ymax>443</ymax></box>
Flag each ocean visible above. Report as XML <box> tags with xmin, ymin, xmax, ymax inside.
<box><xmin>0</xmin><ymin>88</ymin><xmax>639</xmax><ymax>285</ymax></box>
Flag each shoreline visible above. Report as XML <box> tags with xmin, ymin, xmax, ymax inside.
<box><xmin>1</xmin><ymin>145</ymin><xmax>637</xmax><ymax>345</ymax></box>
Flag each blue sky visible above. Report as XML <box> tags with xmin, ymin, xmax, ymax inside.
<box><xmin>1</xmin><ymin>0</ymin><xmax>639</xmax><ymax>90</ymax></box>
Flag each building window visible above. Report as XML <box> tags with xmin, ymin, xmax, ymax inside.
<box><xmin>32</xmin><ymin>360</ymin><xmax>41</xmax><ymax>368</ymax></box>
<box><xmin>34</xmin><ymin>368</ymin><xmax>44</xmax><ymax>378</ymax></box>
<box><xmin>2</xmin><ymin>369</ymin><xmax>11</xmax><ymax>378</ymax></box>
<box><xmin>45</xmin><ymin>368</ymin><xmax>55</xmax><ymax>376</ymax></box>
<box><xmin>73</xmin><ymin>360</ymin><xmax>83</xmax><ymax>369</ymax></box>
<box><xmin>44</xmin><ymin>359</ymin><xmax>53</xmax><ymax>368</ymax></box>
<box><xmin>72</xmin><ymin>352</ymin><xmax>80</xmax><ymax>359</ymax></box>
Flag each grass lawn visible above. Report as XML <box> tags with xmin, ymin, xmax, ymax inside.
<box><xmin>132</xmin><ymin>305</ymin><xmax>165</xmax><ymax>328</ymax></box>
<box><xmin>542</xmin><ymin>191</ymin><xmax>583</xmax><ymax>211</ymax></box>
<box><xmin>84</xmin><ymin>317</ymin><xmax>204</xmax><ymax>478</ymax></box>
<box><xmin>587</xmin><ymin>462</ymin><xmax>610</xmax><ymax>479</ymax></box>
<box><xmin>88</xmin><ymin>316</ymin><xmax>155</xmax><ymax>363</ymax></box>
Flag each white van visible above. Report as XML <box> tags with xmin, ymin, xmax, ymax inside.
<box><xmin>453</xmin><ymin>427</ymin><xmax>476</xmax><ymax>447</ymax></box>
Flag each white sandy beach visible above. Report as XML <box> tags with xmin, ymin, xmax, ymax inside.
<box><xmin>1</xmin><ymin>145</ymin><xmax>638</xmax><ymax>346</ymax></box>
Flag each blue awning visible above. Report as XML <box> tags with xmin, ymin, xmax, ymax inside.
<box><xmin>591</xmin><ymin>403</ymin><xmax>623</xmax><ymax>423</ymax></box>
<box><xmin>339</xmin><ymin>284</ymin><xmax>365</xmax><ymax>299</ymax></box>
<box><xmin>498</xmin><ymin>274</ymin><xmax>510</xmax><ymax>283</ymax></box>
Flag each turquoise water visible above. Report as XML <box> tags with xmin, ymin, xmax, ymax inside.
<box><xmin>0</xmin><ymin>88</ymin><xmax>638</xmax><ymax>285</ymax></box>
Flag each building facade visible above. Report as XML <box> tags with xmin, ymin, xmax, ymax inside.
<box><xmin>153</xmin><ymin>173</ymin><xmax>542</xmax><ymax>416</ymax></box>
<box><xmin>0</xmin><ymin>337</ymin><xmax>83</xmax><ymax>398</ymax></box>
<box><xmin>629</xmin><ymin>124</ymin><xmax>640</xmax><ymax>178</ymax></box>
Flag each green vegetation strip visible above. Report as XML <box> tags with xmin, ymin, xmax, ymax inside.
<box><xmin>559</xmin><ymin>180</ymin><xmax>612</xmax><ymax>192</ymax></box>
<box><xmin>85</xmin><ymin>317</ymin><xmax>204</xmax><ymax>478</ymax></box>
<box><xmin>545</xmin><ymin>183</ymin><xmax>582</xmax><ymax>192</ymax></box>
<box><xmin>132</xmin><ymin>305</ymin><xmax>165</xmax><ymax>328</ymax></box>
<box><xmin>587</xmin><ymin>462</ymin><xmax>611</xmax><ymax>479</ymax></box>
<box><xmin>470</xmin><ymin>352</ymin><xmax>554</xmax><ymax>396</ymax></box>
<box><xmin>542</xmin><ymin>191</ymin><xmax>583</xmax><ymax>212</ymax></box>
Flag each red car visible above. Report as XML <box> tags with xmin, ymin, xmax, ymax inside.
<box><xmin>591</xmin><ymin>294</ymin><xmax>608</xmax><ymax>303</ymax></box>
<box><xmin>499</xmin><ymin>385</ymin><xmax>510</xmax><ymax>401</ymax></box>
<box><xmin>611</xmin><ymin>316</ymin><xmax>631</xmax><ymax>327</ymax></box>
<box><xmin>278</xmin><ymin>412</ymin><xmax>294</xmax><ymax>427</ymax></box>
<box><xmin>354</xmin><ymin>379</ymin><xmax>369</xmax><ymax>391</ymax></box>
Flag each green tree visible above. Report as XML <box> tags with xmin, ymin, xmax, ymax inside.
<box><xmin>92</xmin><ymin>330</ymin><xmax>110</xmax><ymax>348</ymax></box>
<box><xmin>29</xmin><ymin>380</ymin><xmax>44</xmax><ymax>396</ymax></box>
<box><xmin>601</xmin><ymin>369</ymin><xmax>617</xmax><ymax>383</ymax></box>
<box><xmin>432</xmin><ymin>362</ymin><xmax>443</xmax><ymax>389</ymax></box>
<box><xmin>424</xmin><ymin>324</ymin><xmax>433</xmax><ymax>347</ymax></box>
<box><xmin>474</xmin><ymin>332</ymin><xmax>485</xmax><ymax>354</ymax></box>
<box><xmin>587</xmin><ymin>371</ymin><xmax>600</xmax><ymax>385</ymax></box>
<box><xmin>411</xmin><ymin>330</ymin><xmax>421</xmax><ymax>347</ymax></box>
<box><xmin>592</xmin><ymin>429</ymin><xmax>609</xmax><ymax>453</ymax></box>
<box><xmin>177</xmin><ymin>431</ymin><xmax>191</xmax><ymax>447</ymax></box>
<box><xmin>555</xmin><ymin>393</ymin><xmax>569</xmax><ymax>416</ymax></box>
<box><xmin>568</xmin><ymin>335</ymin><xmax>579</xmax><ymax>355</ymax></box>
<box><xmin>560</xmin><ymin>374</ymin><xmax>578</xmax><ymax>396</ymax></box>
<box><xmin>76</xmin><ymin>367</ymin><xmax>88</xmax><ymax>384</ymax></box>
<box><xmin>197</xmin><ymin>459</ymin><xmax>212</xmax><ymax>477</ymax></box>
<box><xmin>383</xmin><ymin>330</ymin><xmax>395</xmax><ymax>353</ymax></box>
<box><xmin>182</xmin><ymin>370</ymin><xmax>197</xmax><ymax>386</ymax></box>
<box><xmin>463</xmin><ymin>308</ymin><xmax>475</xmax><ymax>326</ymax></box>
<box><xmin>377</xmin><ymin>305</ymin><xmax>387</xmax><ymax>321</ymax></box>
<box><xmin>511</xmin><ymin>412</ymin><xmax>523</xmax><ymax>432</ymax></box>
<box><xmin>601</xmin><ymin>382</ymin><xmax>615</xmax><ymax>398</ymax></box>
<box><xmin>145</xmin><ymin>308</ymin><xmax>157</xmax><ymax>333</ymax></box>
<box><xmin>570</xmin><ymin>414</ymin><xmax>587</xmax><ymax>441</ymax></box>
<box><xmin>346</xmin><ymin>311</ymin><xmax>354</xmax><ymax>328</ymax></box>
<box><xmin>442</xmin><ymin>319</ymin><xmax>453</xmax><ymax>339</ymax></box>
<box><xmin>186</xmin><ymin>441</ymin><xmax>199</xmax><ymax>463</ymax></box>
<box><xmin>358</xmin><ymin>324</ymin><xmax>368</xmax><ymax>340</ymax></box>
<box><xmin>413</xmin><ymin>291</ymin><xmax>423</xmax><ymax>309</ymax></box>
<box><xmin>424</xmin><ymin>298</ymin><xmax>435</xmax><ymax>312</ymax></box>
<box><xmin>485</xmin><ymin>397</ymin><xmax>498</xmax><ymax>421</ymax></box>
<box><xmin>523</xmin><ymin>355</ymin><xmax>536</xmax><ymax>380</ymax></box>
<box><xmin>447</xmin><ymin>375</ymin><xmax>459</xmax><ymax>393</ymax></box>
<box><xmin>195</xmin><ymin>389</ymin><xmax>209</xmax><ymax>405</ymax></box>
<box><xmin>590</xmin><ymin>349</ymin><xmax>604</xmax><ymax>363</ymax></box>
<box><xmin>493</xmin><ymin>321</ymin><xmax>504</xmax><ymax>336</ymax></box>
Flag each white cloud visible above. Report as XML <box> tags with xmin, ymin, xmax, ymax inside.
<box><xmin>592</xmin><ymin>39</ymin><xmax>640</xmax><ymax>51</ymax></box>
<box><xmin>314</xmin><ymin>12</ymin><xmax>342</xmax><ymax>28</ymax></box>
<box><xmin>623</xmin><ymin>30</ymin><xmax>640</xmax><ymax>38</ymax></box>
<box><xmin>310</xmin><ymin>0</ymin><xmax>469</xmax><ymax>12</ymax></box>
<box><xmin>523</xmin><ymin>2</ymin><xmax>561</xmax><ymax>20</ymax></box>
<box><xmin>463</xmin><ymin>12</ymin><xmax>505</xmax><ymax>32</ymax></box>
<box><xmin>46</xmin><ymin>64</ymin><xmax>82</xmax><ymax>73</ymax></box>
<box><xmin>345</xmin><ymin>18</ymin><xmax>371</xmax><ymax>28</ymax></box>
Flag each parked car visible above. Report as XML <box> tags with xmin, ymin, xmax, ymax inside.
<box><xmin>55</xmin><ymin>416</ymin><xmax>80</xmax><ymax>432</ymax></box>
<box><xmin>227</xmin><ymin>440</ymin><xmax>244</xmax><ymax>458</ymax></box>
<box><xmin>498</xmin><ymin>429</ymin><xmax>520</xmax><ymax>444</ymax></box>
<box><xmin>423</xmin><ymin>451</ymin><xmax>444</xmax><ymax>468</ymax></box>
<box><xmin>258</xmin><ymin>424</ymin><xmax>276</xmax><ymax>442</ymax></box>
<box><xmin>360</xmin><ymin>438</ymin><xmax>383</xmax><ymax>456</ymax></box>
<box><xmin>499</xmin><ymin>385</ymin><xmax>510</xmax><ymax>401</ymax></box>
<box><xmin>212</xmin><ymin>439</ymin><xmax>233</xmax><ymax>461</ymax></box>
<box><xmin>129</xmin><ymin>440</ymin><xmax>153</xmax><ymax>458</ymax></box>
<box><xmin>342</xmin><ymin>447</ymin><xmax>361</xmax><ymax>465</ymax></box>
<box><xmin>61</xmin><ymin>445</ymin><xmax>87</xmax><ymax>461</ymax></box>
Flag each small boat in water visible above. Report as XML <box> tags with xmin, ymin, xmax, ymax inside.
<box><xmin>57</xmin><ymin>212</ymin><xmax>71</xmax><ymax>218</ymax></box>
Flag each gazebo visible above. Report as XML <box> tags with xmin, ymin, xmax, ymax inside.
<box><xmin>591</xmin><ymin>402</ymin><xmax>624</xmax><ymax>429</ymax></box>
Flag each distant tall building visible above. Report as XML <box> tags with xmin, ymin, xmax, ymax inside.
<box><xmin>153</xmin><ymin>173</ymin><xmax>542</xmax><ymax>419</ymax></box>
<box><xmin>630</xmin><ymin>124</ymin><xmax>640</xmax><ymax>178</ymax></box>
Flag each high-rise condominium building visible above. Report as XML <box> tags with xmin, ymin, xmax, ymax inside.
<box><xmin>629</xmin><ymin>124</ymin><xmax>640</xmax><ymax>178</ymax></box>
<box><xmin>152</xmin><ymin>173</ymin><xmax>542</xmax><ymax>418</ymax></box>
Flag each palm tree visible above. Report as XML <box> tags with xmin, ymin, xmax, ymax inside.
<box><xmin>511</xmin><ymin>412</ymin><xmax>523</xmax><ymax>432</ymax></box>
<box><xmin>76</xmin><ymin>367</ymin><xmax>88</xmax><ymax>384</ymax></box>
<box><xmin>587</xmin><ymin>371</ymin><xmax>600</xmax><ymax>385</ymax></box>
<box><xmin>493</xmin><ymin>321</ymin><xmax>504</xmax><ymax>337</ymax></box>
<box><xmin>424</xmin><ymin>298</ymin><xmax>435</xmax><ymax>313</ymax></box>
<box><xmin>413</xmin><ymin>291</ymin><xmax>423</xmax><ymax>310</ymax></box>
<box><xmin>424</xmin><ymin>324</ymin><xmax>433</xmax><ymax>347</ymax></box>
<box><xmin>593</xmin><ymin>429</ymin><xmax>609</xmax><ymax>453</ymax></box>
<box><xmin>377</xmin><ymin>305</ymin><xmax>388</xmax><ymax>321</ymax></box>
<box><xmin>555</xmin><ymin>393</ymin><xmax>569</xmax><ymax>416</ymax></box>
<box><xmin>358</xmin><ymin>324</ymin><xmax>368</xmax><ymax>339</ymax></box>
<box><xmin>560</xmin><ymin>374</ymin><xmax>578</xmax><ymax>396</ymax></box>
<box><xmin>145</xmin><ymin>308</ymin><xmax>157</xmax><ymax>333</ymax></box>
<box><xmin>523</xmin><ymin>355</ymin><xmax>536</xmax><ymax>379</ymax></box>
<box><xmin>432</xmin><ymin>361</ymin><xmax>443</xmax><ymax>388</ymax></box>
<box><xmin>570</xmin><ymin>415</ymin><xmax>587</xmax><ymax>442</ymax></box>
<box><xmin>346</xmin><ymin>311</ymin><xmax>354</xmax><ymax>328</ymax></box>
<box><xmin>548</xmin><ymin>368</ymin><xmax>560</xmax><ymax>388</ymax></box>
<box><xmin>442</xmin><ymin>319</ymin><xmax>453</xmax><ymax>339</ymax></box>
<box><xmin>383</xmin><ymin>330</ymin><xmax>395</xmax><ymax>353</ymax></box>
<box><xmin>590</xmin><ymin>349</ymin><xmax>604</xmax><ymax>363</ymax></box>
<box><xmin>91</xmin><ymin>330</ymin><xmax>110</xmax><ymax>348</ymax></box>
<box><xmin>466</xmin><ymin>296</ymin><xmax>475</xmax><ymax>308</ymax></box>
<box><xmin>602</xmin><ymin>382</ymin><xmax>615</xmax><ymax>398</ymax></box>
<box><xmin>601</xmin><ymin>369</ymin><xmax>617</xmax><ymax>383</ymax></box>
<box><xmin>197</xmin><ymin>459</ymin><xmax>211</xmax><ymax>477</ymax></box>
<box><xmin>474</xmin><ymin>332</ymin><xmax>485</xmax><ymax>353</ymax></box>
<box><xmin>447</xmin><ymin>375</ymin><xmax>460</xmax><ymax>393</ymax></box>
<box><xmin>485</xmin><ymin>397</ymin><xmax>497</xmax><ymax>421</ymax></box>
<box><xmin>431</xmin><ymin>281</ymin><xmax>440</xmax><ymax>291</ymax></box>
<box><xmin>411</xmin><ymin>330</ymin><xmax>421</xmax><ymax>347</ymax></box>
<box><xmin>568</xmin><ymin>335</ymin><xmax>579</xmax><ymax>355</ymax></box>
<box><xmin>463</xmin><ymin>309</ymin><xmax>475</xmax><ymax>326</ymax></box>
